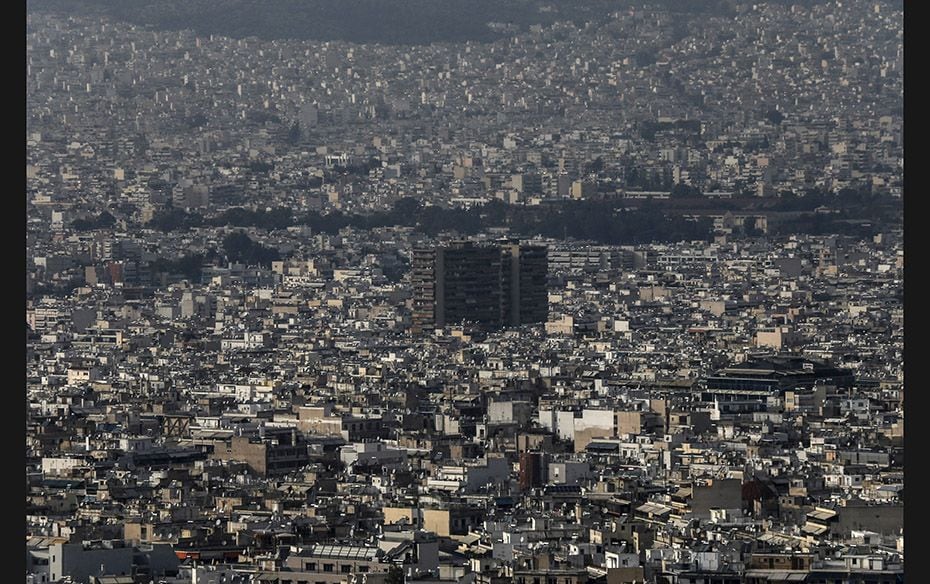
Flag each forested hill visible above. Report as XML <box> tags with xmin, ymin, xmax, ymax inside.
<box><xmin>28</xmin><ymin>0</ymin><xmax>751</xmax><ymax>45</ymax></box>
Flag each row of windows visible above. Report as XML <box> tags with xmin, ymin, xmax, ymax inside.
<box><xmin>517</xmin><ymin>578</ymin><xmax>580</xmax><ymax>584</ymax></box>
<box><xmin>346</xmin><ymin>422</ymin><xmax>378</xmax><ymax>431</ymax></box>
<box><xmin>304</xmin><ymin>562</ymin><xmax>370</xmax><ymax>574</ymax></box>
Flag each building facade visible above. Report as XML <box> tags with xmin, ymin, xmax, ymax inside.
<box><xmin>412</xmin><ymin>241</ymin><xmax>548</xmax><ymax>334</ymax></box>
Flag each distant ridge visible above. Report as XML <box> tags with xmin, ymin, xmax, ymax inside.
<box><xmin>27</xmin><ymin>0</ymin><xmax>748</xmax><ymax>45</ymax></box>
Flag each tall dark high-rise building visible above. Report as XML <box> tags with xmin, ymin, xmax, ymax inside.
<box><xmin>411</xmin><ymin>241</ymin><xmax>502</xmax><ymax>334</ymax></box>
<box><xmin>501</xmin><ymin>243</ymin><xmax>549</xmax><ymax>327</ymax></box>
<box><xmin>411</xmin><ymin>241</ymin><xmax>548</xmax><ymax>335</ymax></box>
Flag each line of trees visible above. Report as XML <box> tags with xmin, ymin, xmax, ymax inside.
<box><xmin>71</xmin><ymin>211</ymin><xmax>116</xmax><ymax>231</ymax></box>
<box><xmin>144</xmin><ymin>185</ymin><xmax>898</xmax><ymax>243</ymax></box>
<box><xmin>134</xmin><ymin>183</ymin><xmax>899</xmax><ymax>269</ymax></box>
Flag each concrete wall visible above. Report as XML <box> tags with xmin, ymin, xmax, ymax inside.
<box><xmin>836</xmin><ymin>503</ymin><xmax>904</xmax><ymax>537</ymax></box>
<box><xmin>616</xmin><ymin>411</ymin><xmax>642</xmax><ymax>436</ymax></box>
<box><xmin>579</xmin><ymin>409</ymin><xmax>615</xmax><ymax>432</ymax></box>
<box><xmin>691</xmin><ymin>479</ymin><xmax>743</xmax><ymax>520</ymax></box>
<box><xmin>606</xmin><ymin>567</ymin><xmax>646</xmax><ymax>584</ymax></box>
<box><xmin>488</xmin><ymin>401</ymin><xmax>514</xmax><ymax>423</ymax></box>
<box><xmin>574</xmin><ymin>427</ymin><xmax>614</xmax><ymax>453</ymax></box>
<box><xmin>422</xmin><ymin>509</ymin><xmax>450</xmax><ymax>537</ymax></box>
<box><xmin>383</xmin><ymin>507</ymin><xmax>419</xmax><ymax>528</ymax></box>
<box><xmin>556</xmin><ymin>410</ymin><xmax>577</xmax><ymax>440</ymax></box>
<box><xmin>549</xmin><ymin>461</ymin><xmax>590</xmax><ymax>485</ymax></box>
<box><xmin>50</xmin><ymin>543</ymin><xmax>133</xmax><ymax>583</ymax></box>
<box><xmin>211</xmin><ymin>436</ymin><xmax>267</xmax><ymax>475</ymax></box>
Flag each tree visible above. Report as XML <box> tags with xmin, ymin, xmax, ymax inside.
<box><xmin>146</xmin><ymin>208</ymin><xmax>203</xmax><ymax>232</ymax></box>
<box><xmin>186</xmin><ymin>112</ymin><xmax>208</xmax><ymax>128</ymax></box>
<box><xmin>391</xmin><ymin>197</ymin><xmax>422</xmax><ymax>220</ymax></box>
<box><xmin>222</xmin><ymin>232</ymin><xmax>280</xmax><ymax>266</ymax></box>
<box><xmin>71</xmin><ymin>210</ymin><xmax>117</xmax><ymax>231</ymax></box>
<box><xmin>385</xmin><ymin>566</ymin><xmax>404</xmax><ymax>584</ymax></box>
<box><xmin>70</xmin><ymin>218</ymin><xmax>95</xmax><ymax>231</ymax></box>
<box><xmin>96</xmin><ymin>211</ymin><xmax>116</xmax><ymax>228</ymax></box>
<box><xmin>248</xmin><ymin>161</ymin><xmax>274</xmax><ymax>173</ymax></box>
<box><xmin>634</xmin><ymin>48</ymin><xmax>657</xmax><ymax>67</ymax></box>
<box><xmin>287</xmin><ymin>121</ymin><xmax>302</xmax><ymax>144</ymax></box>
<box><xmin>584</xmin><ymin>156</ymin><xmax>604</xmax><ymax>175</ymax></box>
<box><xmin>150</xmin><ymin>253</ymin><xmax>204</xmax><ymax>281</ymax></box>
<box><xmin>733</xmin><ymin>180</ymin><xmax>753</xmax><ymax>198</ymax></box>
<box><xmin>765</xmin><ymin>109</ymin><xmax>784</xmax><ymax>126</ymax></box>
<box><xmin>671</xmin><ymin>183</ymin><xmax>701</xmax><ymax>199</ymax></box>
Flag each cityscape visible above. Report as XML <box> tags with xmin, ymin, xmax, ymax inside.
<box><xmin>26</xmin><ymin>1</ymin><xmax>903</xmax><ymax>583</ymax></box>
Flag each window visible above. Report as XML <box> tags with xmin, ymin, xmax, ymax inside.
<box><xmin>341</xmin><ymin>565</ymin><xmax>352</xmax><ymax>574</ymax></box>
<box><xmin>359</xmin><ymin>567</ymin><xmax>369</xmax><ymax>573</ymax></box>
<box><xmin>306</xmin><ymin>563</ymin><xmax>316</xmax><ymax>571</ymax></box>
<box><xmin>323</xmin><ymin>564</ymin><xmax>334</xmax><ymax>572</ymax></box>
